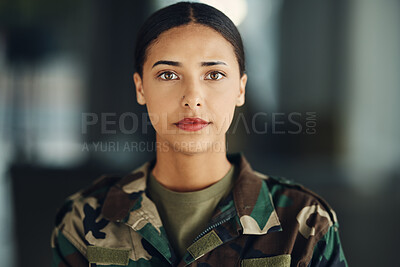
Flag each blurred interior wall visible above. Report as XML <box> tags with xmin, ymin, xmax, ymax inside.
<box><xmin>340</xmin><ymin>0</ymin><xmax>400</xmax><ymax>191</ymax></box>
<box><xmin>0</xmin><ymin>27</ymin><xmax>15</xmax><ymax>267</ymax></box>
<box><xmin>240</xmin><ymin>0</ymin><xmax>282</xmax><ymax>112</ymax></box>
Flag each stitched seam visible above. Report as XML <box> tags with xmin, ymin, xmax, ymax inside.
<box><xmin>127</xmin><ymin>225</ymin><xmax>136</xmax><ymax>260</ymax></box>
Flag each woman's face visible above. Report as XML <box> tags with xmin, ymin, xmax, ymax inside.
<box><xmin>133</xmin><ymin>23</ymin><xmax>247</xmax><ymax>154</ymax></box>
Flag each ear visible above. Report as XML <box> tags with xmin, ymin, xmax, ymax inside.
<box><xmin>236</xmin><ymin>73</ymin><xmax>247</xmax><ymax>107</ymax></box>
<box><xmin>133</xmin><ymin>72</ymin><xmax>146</xmax><ymax>105</ymax></box>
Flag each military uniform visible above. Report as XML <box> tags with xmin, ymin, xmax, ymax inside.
<box><xmin>51</xmin><ymin>153</ymin><xmax>348</xmax><ymax>267</ymax></box>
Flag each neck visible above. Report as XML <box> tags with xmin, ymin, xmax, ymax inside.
<box><xmin>151</xmin><ymin>136</ymin><xmax>231</xmax><ymax>192</ymax></box>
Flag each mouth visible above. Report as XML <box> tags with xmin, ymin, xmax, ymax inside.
<box><xmin>174</xmin><ymin>117</ymin><xmax>211</xmax><ymax>132</ymax></box>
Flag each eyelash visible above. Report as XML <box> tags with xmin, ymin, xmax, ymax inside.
<box><xmin>156</xmin><ymin>71</ymin><xmax>226</xmax><ymax>81</ymax></box>
<box><xmin>157</xmin><ymin>71</ymin><xmax>179</xmax><ymax>80</ymax></box>
<box><xmin>205</xmin><ymin>71</ymin><xmax>226</xmax><ymax>80</ymax></box>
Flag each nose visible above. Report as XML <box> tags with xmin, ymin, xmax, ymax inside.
<box><xmin>181</xmin><ymin>78</ymin><xmax>203</xmax><ymax>109</ymax></box>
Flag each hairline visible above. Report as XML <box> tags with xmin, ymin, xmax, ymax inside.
<box><xmin>140</xmin><ymin>22</ymin><xmax>242</xmax><ymax>77</ymax></box>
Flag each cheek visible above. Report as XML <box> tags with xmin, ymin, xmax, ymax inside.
<box><xmin>146</xmin><ymin>103</ymin><xmax>168</xmax><ymax>128</ymax></box>
<box><xmin>145</xmin><ymin>86</ymin><xmax>172</xmax><ymax>111</ymax></box>
<box><xmin>210</xmin><ymin>95</ymin><xmax>237</xmax><ymax>129</ymax></box>
<box><xmin>143</xmin><ymin>94</ymin><xmax>163</xmax><ymax>126</ymax></box>
<box><xmin>217</xmin><ymin>81</ymin><xmax>240</xmax><ymax>106</ymax></box>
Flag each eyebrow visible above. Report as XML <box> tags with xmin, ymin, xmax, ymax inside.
<box><xmin>152</xmin><ymin>60</ymin><xmax>227</xmax><ymax>68</ymax></box>
<box><xmin>201</xmin><ymin>61</ymin><xmax>227</xmax><ymax>67</ymax></box>
<box><xmin>152</xmin><ymin>60</ymin><xmax>181</xmax><ymax>68</ymax></box>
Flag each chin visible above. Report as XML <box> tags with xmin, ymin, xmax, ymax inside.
<box><xmin>169</xmin><ymin>140</ymin><xmax>213</xmax><ymax>154</ymax></box>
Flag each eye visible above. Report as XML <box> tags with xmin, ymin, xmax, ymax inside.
<box><xmin>205</xmin><ymin>71</ymin><xmax>225</xmax><ymax>81</ymax></box>
<box><xmin>158</xmin><ymin>71</ymin><xmax>179</xmax><ymax>80</ymax></box>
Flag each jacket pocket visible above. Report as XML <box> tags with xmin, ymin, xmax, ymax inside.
<box><xmin>241</xmin><ymin>254</ymin><xmax>291</xmax><ymax>267</ymax></box>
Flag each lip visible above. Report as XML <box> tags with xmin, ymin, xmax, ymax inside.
<box><xmin>174</xmin><ymin>117</ymin><xmax>211</xmax><ymax>131</ymax></box>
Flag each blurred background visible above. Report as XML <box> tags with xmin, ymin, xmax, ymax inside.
<box><xmin>0</xmin><ymin>0</ymin><xmax>399</xmax><ymax>266</ymax></box>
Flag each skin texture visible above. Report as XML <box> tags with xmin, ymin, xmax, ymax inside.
<box><xmin>133</xmin><ymin>23</ymin><xmax>247</xmax><ymax>192</ymax></box>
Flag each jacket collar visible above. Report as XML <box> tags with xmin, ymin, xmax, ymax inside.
<box><xmin>230</xmin><ymin>153</ymin><xmax>282</xmax><ymax>234</ymax></box>
<box><xmin>101</xmin><ymin>152</ymin><xmax>282</xmax><ymax>235</ymax></box>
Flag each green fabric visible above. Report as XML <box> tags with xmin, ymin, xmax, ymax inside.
<box><xmin>241</xmin><ymin>254</ymin><xmax>291</xmax><ymax>267</ymax></box>
<box><xmin>249</xmin><ymin>182</ymin><xmax>270</xmax><ymax>229</ymax></box>
<box><xmin>135</xmin><ymin>223</ymin><xmax>172</xmax><ymax>262</ymax></box>
<box><xmin>187</xmin><ymin>230</ymin><xmax>223</xmax><ymax>260</ymax></box>
<box><xmin>311</xmin><ymin>224</ymin><xmax>347</xmax><ymax>265</ymax></box>
<box><xmin>147</xmin><ymin>163</ymin><xmax>236</xmax><ymax>259</ymax></box>
<box><xmin>87</xmin><ymin>245</ymin><xmax>131</xmax><ymax>265</ymax></box>
<box><xmin>51</xmin><ymin>231</ymin><xmax>79</xmax><ymax>267</ymax></box>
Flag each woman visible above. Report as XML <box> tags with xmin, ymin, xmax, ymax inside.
<box><xmin>51</xmin><ymin>2</ymin><xmax>347</xmax><ymax>266</ymax></box>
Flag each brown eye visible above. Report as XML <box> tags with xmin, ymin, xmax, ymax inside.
<box><xmin>205</xmin><ymin>71</ymin><xmax>225</xmax><ymax>80</ymax></box>
<box><xmin>159</xmin><ymin>72</ymin><xmax>178</xmax><ymax>80</ymax></box>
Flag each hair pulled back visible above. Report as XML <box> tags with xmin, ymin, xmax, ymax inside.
<box><xmin>134</xmin><ymin>2</ymin><xmax>246</xmax><ymax>77</ymax></box>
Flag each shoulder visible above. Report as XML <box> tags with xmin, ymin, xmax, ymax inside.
<box><xmin>55</xmin><ymin>174</ymin><xmax>122</xmax><ymax>225</ymax></box>
<box><xmin>254</xmin><ymin>171</ymin><xmax>339</xmax><ymax>237</ymax></box>
<box><xmin>53</xmin><ymin>159</ymin><xmax>152</xmax><ymax>241</ymax></box>
<box><xmin>243</xmin><ymin>168</ymin><xmax>347</xmax><ymax>265</ymax></box>
<box><xmin>52</xmin><ymin>174</ymin><xmax>123</xmax><ymax>253</ymax></box>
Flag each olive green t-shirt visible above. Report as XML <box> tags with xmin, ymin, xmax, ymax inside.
<box><xmin>147</xmin><ymin>164</ymin><xmax>236</xmax><ymax>259</ymax></box>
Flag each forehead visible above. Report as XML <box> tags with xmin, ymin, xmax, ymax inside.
<box><xmin>144</xmin><ymin>23</ymin><xmax>236</xmax><ymax>66</ymax></box>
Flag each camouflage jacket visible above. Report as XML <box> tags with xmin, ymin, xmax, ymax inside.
<box><xmin>51</xmin><ymin>153</ymin><xmax>348</xmax><ymax>267</ymax></box>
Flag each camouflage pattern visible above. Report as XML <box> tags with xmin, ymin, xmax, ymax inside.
<box><xmin>51</xmin><ymin>153</ymin><xmax>348</xmax><ymax>267</ymax></box>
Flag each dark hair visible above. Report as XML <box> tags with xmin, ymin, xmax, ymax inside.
<box><xmin>134</xmin><ymin>2</ymin><xmax>246</xmax><ymax>77</ymax></box>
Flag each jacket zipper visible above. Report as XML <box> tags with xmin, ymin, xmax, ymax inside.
<box><xmin>192</xmin><ymin>216</ymin><xmax>232</xmax><ymax>243</ymax></box>
<box><xmin>184</xmin><ymin>207</ymin><xmax>237</xmax><ymax>266</ymax></box>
